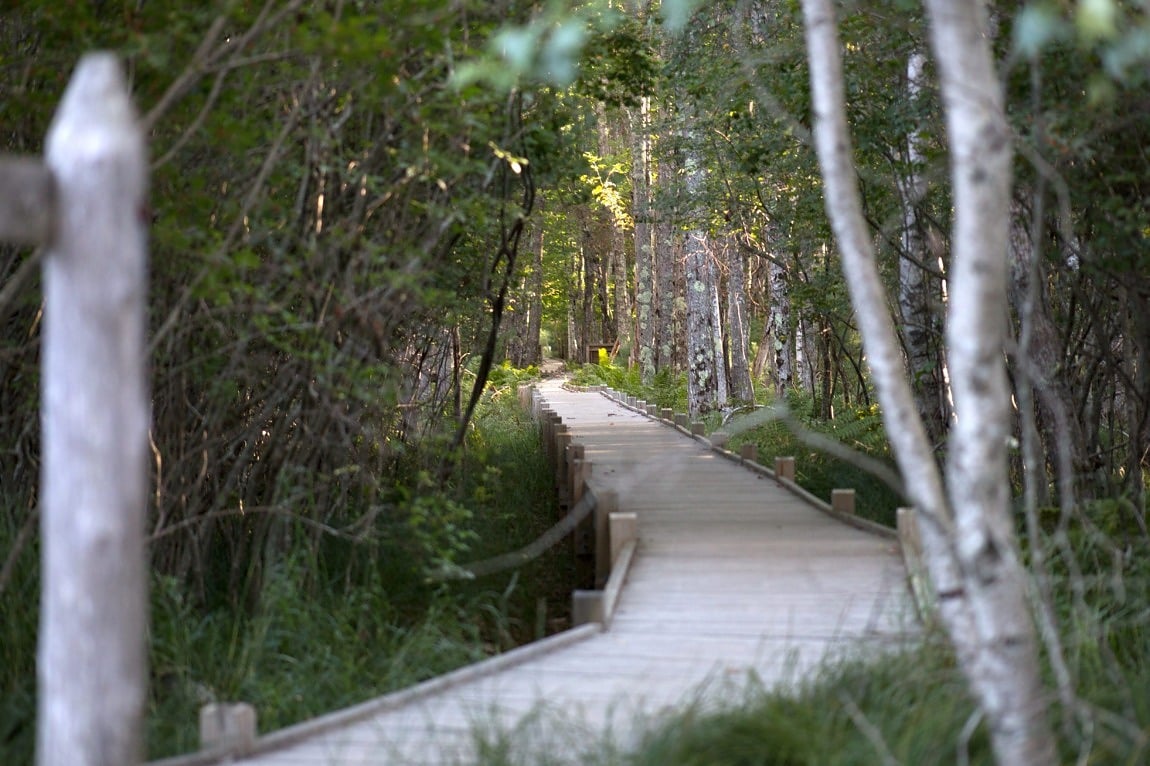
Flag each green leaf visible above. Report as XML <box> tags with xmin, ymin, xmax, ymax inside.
<box><xmin>1014</xmin><ymin>3</ymin><xmax>1067</xmax><ymax>58</ymax></box>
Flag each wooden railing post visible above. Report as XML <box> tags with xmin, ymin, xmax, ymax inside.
<box><xmin>594</xmin><ymin>489</ymin><xmax>617</xmax><ymax>588</ymax></box>
<box><xmin>774</xmin><ymin>456</ymin><xmax>796</xmax><ymax>481</ymax></box>
<box><xmin>554</xmin><ymin>426</ymin><xmax>572</xmax><ymax>488</ymax></box>
<box><xmin>831</xmin><ymin>489</ymin><xmax>856</xmax><ymax>515</ymax></box>
<box><xmin>199</xmin><ymin>702</ymin><xmax>257</xmax><ymax>753</ymax></box>
<box><xmin>37</xmin><ymin>53</ymin><xmax>149</xmax><ymax>766</ymax></box>
<box><xmin>567</xmin><ymin>444</ymin><xmax>586</xmax><ymax>505</ymax></box>
<box><xmin>609</xmin><ymin>512</ymin><xmax>638</xmax><ymax>566</ymax></box>
<box><xmin>572</xmin><ymin>591</ymin><xmax>604</xmax><ymax>626</ymax></box>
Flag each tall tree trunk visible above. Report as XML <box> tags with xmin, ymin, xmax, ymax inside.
<box><xmin>801</xmin><ymin>0</ymin><xmax>1058</xmax><ymax>763</ymax></box>
<box><xmin>710</xmin><ymin>244</ymin><xmax>728</xmax><ymax>409</ymax></box>
<box><xmin>899</xmin><ymin>49</ymin><xmax>948</xmax><ymax>446</ymax></box>
<box><xmin>517</xmin><ymin>211</ymin><xmax>545</xmax><ymax>366</ymax></box>
<box><xmin>726</xmin><ymin>235</ymin><xmax>755</xmax><ymax>402</ymax></box>
<box><xmin>596</xmin><ymin>104</ymin><xmax>632</xmax><ymax>358</ymax></box>
<box><xmin>766</xmin><ymin>253</ymin><xmax>793</xmax><ymax>397</ymax></box>
<box><xmin>631</xmin><ymin>96</ymin><xmax>656</xmax><ymax>382</ymax></box>
<box><xmin>929</xmin><ymin>2</ymin><xmax>1056</xmax><ymax>759</ymax></box>
<box><xmin>686</xmin><ymin>229</ymin><xmax>720</xmax><ymax>417</ymax></box>
<box><xmin>655</xmin><ymin>130</ymin><xmax>679</xmax><ymax>374</ymax></box>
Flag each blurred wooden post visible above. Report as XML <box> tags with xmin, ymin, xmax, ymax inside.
<box><xmin>775</xmin><ymin>456</ymin><xmax>795</xmax><ymax>481</ymax></box>
<box><xmin>740</xmin><ymin>443</ymin><xmax>758</xmax><ymax>463</ymax></box>
<box><xmin>0</xmin><ymin>156</ymin><xmax>55</xmax><ymax>244</ymax></box>
<box><xmin>609</xmin><ymin>512</ymin><xmax>638</xmax><ymax>565</ymax></box>
<box><xmin>555</xmin><ymin>426</ymin><xmax>572</xmax><ymax>488</ymax></box>
<box><xmin>199</xmin><ymin>703</ymin><xmax>257</xmax><ymax>753</ymax></box>
<box><xmin>674</xmin><ymin>413</ymin><xmax>688</xmax><ymax>428</ymax></box>
<box><xmin>567</xmin><ymin>444</ymin><xmax>585</xmax><ymax>505</ymax></box>
<box><xmin>710</xmin><ymin>432</ymin><xmax>729</xmax><ymax>449</ymax></box>
<box><xmin>660</xmin><ymin>407</ymin><xmax>673</xmax><ymax>421</ymax></box>
<box><xmin>594</xmin><ymin>489</ymin><xmax>617</xmax><ymax>588</ymax></box>
<box><xmin>572</xmin><ymin>590</ymin><xmax>604</xmax><ymax>626</ymax></box>
<box><xmin>831</xmin><ymin>489</ymin><xmax>856</xmax><ymax>515</ymax></box>
<box><xmin>690</xmin><ymin>421</ymin><xmax>705</xmax><ymax>436</ymax></box>
<box><xmin>37</xmin><ymin>54</ymin><xmax>150</xmax><ymax>766</ymax></box>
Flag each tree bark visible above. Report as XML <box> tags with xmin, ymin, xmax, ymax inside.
<box><xmin>928</xmin><ymin>2</ymin><xmax>1057</xmax><ymax>760</ymax></box>
<box><xmin>898</xmin><ymin>49</ymin><xmax>948</xmax><ymax>446</ymax></box>
<box><xmin>685</xmin><ymin>228</ymin><xmax>720</xmax><ymax>417</ymax></box>
<box><xmin>766</xmin><ymin>253</ymin><xmax>792</xmax><ymax>396</ymax></box>
<box><xmin>801</xmin><ymin>1</ymin><xmax>1058</xmax><ymax>763</ymax></box>
<box><xmin>631</xmin><ymin>96</ymin><xmax>656</xmax><ymax>383</ymax></box>
<box><xmin>726</xmin><ymin>235</ymin><xmax>755</xmax><ymax>402</ymax></box>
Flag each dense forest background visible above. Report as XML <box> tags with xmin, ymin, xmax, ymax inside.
<box><xmin>2</xmin><ymin>0</ymin><xmax>1149</xmax><ymax>762</ymax></box>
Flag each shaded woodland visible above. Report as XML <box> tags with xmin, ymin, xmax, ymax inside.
<box><xmin>2</xmin><ymin>1</ymin><xmax>1150</xmax><ymax>764</ymax></box>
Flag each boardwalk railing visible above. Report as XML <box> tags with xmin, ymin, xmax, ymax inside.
<box><xmin>1</xmin><ymin>53</ymin><xmax>150</xmax><ymax>766</ymax></box>
<box><xmin>580</xmin><ymin>384</ymin><xmax>932</xmax><ymax>621</ymax></box>
<box><xmin>518</xmin><ymin>384</ymin><xmax>639</xmax><ymax>630</ymax></box>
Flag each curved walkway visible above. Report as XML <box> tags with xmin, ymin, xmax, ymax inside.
<box><xmin>175</xmin><ymin>380</ymin><xmax>917</xmax><ymax>765</ymax></box>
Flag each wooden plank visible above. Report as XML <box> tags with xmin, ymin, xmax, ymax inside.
<box><xmin>0</xmin><ymin>154</ymin><xmax>55</xmax><ymax>245</ymax></box>
<box><xmin>170</xmin><ymin>378</ymin><xmax>917</xmax><ymax>766</ymax></box>
<box><xmin>39</xmin><ymin>53</ymin><xmax>150</xmax><ymax>766</ymax></box>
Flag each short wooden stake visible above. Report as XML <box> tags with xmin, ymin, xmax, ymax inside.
<box><xmin>199</xmin><ymin>703</ymin><xmax>257</xmax><ymax>752</ymax></box>
<box><xmin>646</xmin><ymin>403</ymin><xmax>658</xmax><ymax>416</ymax></box>
<box><xmin>775</xmin><ymin>456</ymin><xmax>796</xmax><ymax>481</ymax></box>
<box><xmin>831</xmin><ymin>488</ymin><xmax>856</xmax><ymax>515</ymax></box>
<box><xmin>660</xmin><ymin>407</ymin><xmax>673</xmax><ymax>421</ymax></box>
<box><xmin>740</xmin><ymin>443</ymin><xmax>758</xmax><ymax>463</ymax></box>
<box><xmin>674</xmin><ymin>413</ymin><xmax>688</xmax><ymax>428</ymax></box>
<box><xmin>609</xmin><ymin>512</ymin><xmax>638</xmax><ymax>566</ymax></box>
<box><xmin>691</xmin><ymin>421</ymin><xmax>705</xmax><ymax>436</ymax></box>
<box><xmin>710</xmin><ymin>432</ymin><xmax>729</xmax><ymax>449</ymax></box>
<box><xmin>594</xmin><ymin>489</ymin><xmax>617</xmax><ymax>588</ymax></box>
<box><xmin>555</xmin><ymin>428</ymin><xmax>572</xmax><ymax>486</ymax></box>
<box><xmin>572</xmin><ymin>590</ymin><xmax>604</xmax><ymax>626</ymax></box>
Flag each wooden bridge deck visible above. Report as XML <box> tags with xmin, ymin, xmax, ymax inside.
<box><xmin>188</xmin><ymin>380</ymin><xmax>917</xmax><ymax>765</ymax></box>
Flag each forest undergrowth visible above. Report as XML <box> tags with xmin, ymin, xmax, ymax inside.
<box><xmin>558</xmin><ymin>360</ymin><xmax>1150</xmax><ymax>766</ymax></box>
<box><xmin>0</xmin><ymin>379</ymin><xmax>573</xmax><ymax>762</ymax></box>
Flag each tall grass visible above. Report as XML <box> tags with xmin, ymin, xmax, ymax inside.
<box><xmin>0</xmin><ymin>375</ymin><xmax>572</xmax><ymax>762</ymax></box>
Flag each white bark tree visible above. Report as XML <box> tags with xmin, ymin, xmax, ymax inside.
<box><xmin>631</xmin><ymin>94</ymin><xmax>656</xmax><ymax>383</ymax></box>
<box><xmin>725</xmin><ymin>235</ymin><xmax>755</xmax><ymax>402</ymax></box>
<box><xmin>800</xmin><ymin>0</ymin><xmax>1058</xmax><ymax>763</ymax></box>
<box><xmin>767</xmin><ymin>253</ymin><xmax>793</xmax><ymax>397</ymax></box>
<box><xmin>898</xmin><ymin>49</ymin><xmax>948</xmax><ymax>445</ymax></box>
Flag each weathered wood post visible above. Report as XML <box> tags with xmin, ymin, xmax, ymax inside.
<box><xmin>831</xmin><ymin>488</ymin><xmax>856</xmax><ymax>515</ymax></box>
<box><xmin>739</xmin><ymin>443</ymin><xmax>758</xmax><ymax>463</ymax></box>
<box><xmin>37</xmin><ymin>53</ymin><xmax>150</xmax><ymax>766</ymax></box>
<box><xmin>774</xmin><ymin>456</ymin><xmax>796</xmax><ymax>481</ymax></box>
<box><xmin>594</xmin><ymin>489</ymin><xmax>617</xmax><ymax>588</ymax></box>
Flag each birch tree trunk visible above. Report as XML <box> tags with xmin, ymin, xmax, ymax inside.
<box><xmin>726</xmin><ymin>235</ymin><xmax>755</xmax><ymax>402</ymax></box>
<box><xmin>685</xmin><ymin>228</ymin><xmax>720</xmax><ymax>417</ymax></box>
<box><xmin>927</xmin><ymin>3</ymin><xmax>1056</xmax><ymax>760</ymax></box>
<box><xmin>631</xmin><ymin>96</ymin><xmax>655</xmax><ymax>382</ymax></box>
<box><xmin>800</xmin><ymin>0</ymin><xmax>1058</xmax><ymax>762</ymax></box>
<box><xmin>654</xmin><ymin>124</ymin><xmax>679</xmax><ymax>375</ymax></box>
<box><xmin>38</xmin><ymin>53</ymin><xmax>150</xmax><ymax>766</ymax></box>
<box><xmin>898</xmin><ymin>50</ymin><xmax>948</xmax><ymax>445</ymax></box>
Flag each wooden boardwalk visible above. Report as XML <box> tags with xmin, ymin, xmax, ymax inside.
<box><xmin>170</xmin><ymin>380</ymin><xmax>917</xmax><ymax>765</ymax></box>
